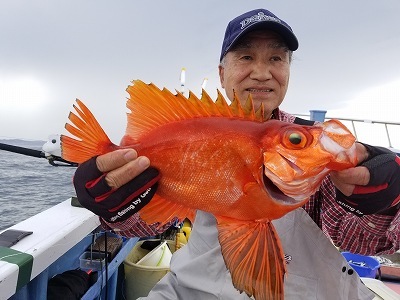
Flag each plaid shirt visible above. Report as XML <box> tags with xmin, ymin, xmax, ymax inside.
<box><xmin>102</xmin><ymin>109</ymin><xmax>399</xmax><ymax>255</ymax></box>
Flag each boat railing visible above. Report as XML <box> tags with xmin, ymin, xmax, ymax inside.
<box><xmin>295</xmin><ymin>112</ymin><xmax>400</xmax><ymax>150</ymax></box>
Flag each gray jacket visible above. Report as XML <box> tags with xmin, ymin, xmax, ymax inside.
<box><xmin>139</xmin><ymin>209</ymin><xmax>374</xmax><ymax>300</ymax></box>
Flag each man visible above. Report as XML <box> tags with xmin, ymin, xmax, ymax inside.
<box><xmin>74</xmin><ymin>8</ymin><xmax>400</xmax><ymax>299</ymax></box>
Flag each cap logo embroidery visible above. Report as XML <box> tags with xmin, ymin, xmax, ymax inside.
<box><xmin>240</xmin><ymin>12</ymin><xmax>281</xmax><ymax>29</ymax></box>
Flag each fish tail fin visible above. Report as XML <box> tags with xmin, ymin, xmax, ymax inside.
<box><xmin>216</xmin><ymin>216</ymin><xmax>286</xmax><ymax>300</ymax></box>
<box><xmin>61</xmin><ymin>99</ymin><xmax>118</xmax><ymax>164</ymax></box>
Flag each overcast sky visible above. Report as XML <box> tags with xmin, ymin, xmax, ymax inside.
<box><xmin>1</xmin><ymin>0</ymin><xmax>399</xmax><ymax>148</ymax></box>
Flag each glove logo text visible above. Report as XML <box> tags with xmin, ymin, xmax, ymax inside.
<box><xmin>109</xmin><ymin>188</ymin><xmax>152</xmax><ymax>222</ymax></box>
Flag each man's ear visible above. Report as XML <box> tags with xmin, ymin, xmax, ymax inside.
<box><xmin>218</xmin><ymin>64</ymin><xmax>225</xmax><ymax>88</ymax></box>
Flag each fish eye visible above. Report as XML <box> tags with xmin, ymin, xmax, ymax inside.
<box><xmin>282</xmin><ymin>130</ymin><xmax>308</xmax><ymax>149</ymax></box>
<box><xmin>289</xmin><ymin>133</ymin><xmax>302</xmax><ymax>145</ymax></box>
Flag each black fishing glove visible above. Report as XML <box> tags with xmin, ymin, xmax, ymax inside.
<box><xmin>73</xmin><ymin>156</ymin><xmax>160</xmax><ymax>222</ymax></box>
<box><xmin>335</xmin><ymin>143</ymin><xmax>400</xmax><ymax>216</ymax></box>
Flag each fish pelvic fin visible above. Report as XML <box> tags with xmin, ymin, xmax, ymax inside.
<box><xmin>216</xmin><ymin>216</ymin><xmax>286</xmax><ymax>300</ymax></box>
<box><xmin>139</xmin><ymin>194</ymin><xmax>196</xmax><ymax>228</ymax></box>
<box><xmin>61</xmin><ymin>99</ymin><xmax>118</xmax><ymax>164</ymax></box>
<box><xmin>125</xmin><ymin>80</ymin><xmax>267</xmax><ymax>140</ymax></box>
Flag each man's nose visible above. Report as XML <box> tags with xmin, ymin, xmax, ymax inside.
<box><xmin>250</xmin><ymin>61</ymin><xmax>273</xmax><ymax>81</ymax></box>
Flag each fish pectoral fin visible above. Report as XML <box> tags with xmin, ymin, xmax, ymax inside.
<box><xmin>216</xmin><ymin>216</ymin><xmax>286</xmax><ymax>300</ymax></box>
<box><xmin>139</xmin><ymin>194</ymin><xmax>196</xmax><ymax>227</ymax></box>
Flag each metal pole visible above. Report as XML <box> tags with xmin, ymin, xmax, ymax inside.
<box><xmin>180</xmin><ymin>68</ymin><xmax>186</xmax><ymax>95</ymax></box>
<box><xmin>385</xmin><ymin>124</ymin><xmax>393</xmax><ymax>148</ymax></box>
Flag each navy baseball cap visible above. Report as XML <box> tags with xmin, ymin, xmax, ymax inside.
<box><xmin>220</xmin><ymin>9</ymin><xmax>298</xmax><ymax>61</ymax></box>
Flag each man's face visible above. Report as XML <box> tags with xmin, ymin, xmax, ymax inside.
<box><xmin>219</xmin><ymin>30</ymin><xmax>291</xmax><ymax>118</ymax></box>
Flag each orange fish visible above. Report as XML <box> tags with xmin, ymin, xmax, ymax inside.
<box><xmin>61</xmin><ymin>80</ymin><xmax>357</xmax><ymax>300</ymax></box>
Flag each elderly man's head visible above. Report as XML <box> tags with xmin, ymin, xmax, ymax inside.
<box><xmin>218</xmin><ymin>9</ymin><xmax>298</xmax><ymax>118</ymax></box>
<box><xmin>220</xmin><ymin>9</ymin><xmax>298</xmax><ymax>62</ymax></box>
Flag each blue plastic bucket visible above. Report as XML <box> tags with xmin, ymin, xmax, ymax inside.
<box><xmin>342</xmin><ymin>252</ymin><xmax>380</xmax><ymax>278</ymax></box>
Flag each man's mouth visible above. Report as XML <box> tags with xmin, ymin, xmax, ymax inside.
<box><xmin>247</xmin><ymin>88</ymin><xmax>273</xmax><ymax>93</ymax></box>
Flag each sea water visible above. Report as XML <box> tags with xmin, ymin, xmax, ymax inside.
<box><xmin>0</xmin><ymin>140</ymin><xmax>76</xmax><ymax>230</ymax></box>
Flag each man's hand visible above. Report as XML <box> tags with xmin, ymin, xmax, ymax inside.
<box><xmin>331</xmin><ymin>143</ymin><xmax>370</xmax><ymax>196</ymax></box>
<box><xmin>331</xmin><ymin>143</ymin><xmax>400</xmax><ymax>216</ymax></box>
<box><xmin>73</xmin><ymin>149</ymin><xmax>160</xmax><ymax>222</ymax></box>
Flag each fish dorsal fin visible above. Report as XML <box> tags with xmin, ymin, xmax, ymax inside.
<box><xmin>214</xmin><ymin>89</ymin><xmax>233</xmax><ymax>117</ymax></box>
<box><xmin>187</xmin><ymin>91</ymin><xmax>210</xmax><ymax>117</ymax></box>
<box><xmin>199</xmin><ymin>89</ymin><xmax>221</xmax><ymax>116</ymax></box>
<box><xmin>216</xmin><ymin>216</ymin><xmax>286</xmax><ymax>300</ymax></box>
<box><xmin>125</xmin><ymin>80</ymin><xmax>266</xmax><ymax>140</ymax></box>
<box><xmin>229</xmin><ymin>92</ymin><xmax>245</xmax><ymax>118</ymax></box>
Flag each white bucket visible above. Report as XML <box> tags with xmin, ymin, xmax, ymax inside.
<box><xmin>123</xmin><ymin>239</ymin><xmax>176</xmax><ymax>300</ymax></box>
<box><xmin>136</xmin><ymin>241</ymin><xmax>172</xmax><ymax>268</ymax></box>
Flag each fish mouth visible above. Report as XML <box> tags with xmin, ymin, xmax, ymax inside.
<box><xmin>262</xmin><ymin>167</ymin><xmax>299</xmax><ymax>205</ymax></box>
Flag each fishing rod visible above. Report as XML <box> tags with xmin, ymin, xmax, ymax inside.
<box><xmin>0</xmin><ymin>142</ymin><xmax>78</xmax><ymax>167</ymax></box>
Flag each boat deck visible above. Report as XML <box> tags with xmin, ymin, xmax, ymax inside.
<box><xmin>0</xmin><ymin>198</ymin><xmax>138</xmax><ymax>300</ymax></box>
